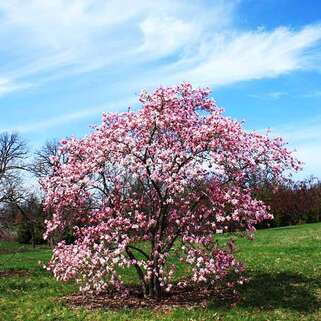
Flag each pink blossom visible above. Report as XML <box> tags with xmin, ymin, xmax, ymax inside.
<box><xmin>43</xmin><ymin>83</ymin><xmax>300</xmax><ymax>298</ymax></box>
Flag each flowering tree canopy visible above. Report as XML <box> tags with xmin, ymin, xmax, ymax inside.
<box><xmin>42</xmin><ymin>84</ymin><xmax>300</xmax><ymax>298</ymax></box>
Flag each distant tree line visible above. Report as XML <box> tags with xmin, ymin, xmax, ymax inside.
<box><xmin>255</xmin><ymin>177</ymin><xmax>321</xmax><ymax>228</ymax></box>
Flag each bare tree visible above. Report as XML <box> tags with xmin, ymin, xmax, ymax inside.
<box><xmin>0</xmin><ymin>132</ymin><xmax>30</xmax><ymax>241</ymax></box>
<box><xmin>0</xmin><ymin>132</ymin><xmax>28</xmax><ymax>203</ymax></box>
<box><xmin>32</xmin><ymin>139</ymin><xmax>66</xmax><ymax>178</ymax></box>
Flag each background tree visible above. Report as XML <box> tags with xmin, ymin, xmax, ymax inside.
<box><xmin>43</xmin><ymin>84</ymin><xmax>300</xmax><ymax>299</ymax></box>
<box><xmin>6</xmin><ymin>190</ymin><xmax>45</xmax><ymax>248</ymax></box>
<box><xmin>0</xmin><ymin>132</ymin><xmax>31</xmax><ymax>241</ymax></box>
<box><xmin>32</xmin><ymin>139</ymin><xmax>66</xmax><ymax>178</ymax></box>
<box><xmin>256</xmin><ymin>177</ymin><xmax>321</xmax><ymax>227</ymax></box>
<box><xmin>0</xmin><ymin>132</ymin><xmax>27</xmax><ymax>203</ymax></box>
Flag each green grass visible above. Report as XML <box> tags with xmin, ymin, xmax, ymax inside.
<box><xmin>1</xmin><ymin>223</ymin><xmax>321</xmax><ymax>320</ymax></box>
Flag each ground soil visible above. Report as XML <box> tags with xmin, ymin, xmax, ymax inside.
<box><xmin>63</xmin><ymin>284</ymin><xmax>238</xmax><ymax>310</ymax></box>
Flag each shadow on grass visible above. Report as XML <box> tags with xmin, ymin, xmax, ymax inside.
<box><xmin>210</xmin><ymin>272</ymin><xmax>321</xmax><ymax>313</ymax></box>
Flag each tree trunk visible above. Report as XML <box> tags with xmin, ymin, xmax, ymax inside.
<box><xmin>31</xmin><ymin>225</ymin><xmax>36</xmax><ymax>249</ymax></box>
<box><xmin>31</xmin><ymin>238</ymin><xmax>36</xmax><ymax>249</ymax></box>
<box><xmin>148</xmin><ymin>270</ymin><xmax>162</xmax><ymax>299</ymax></box>
<box><xmin>148</xmin><ymin>277</ymin><xmax>161</xmax><ymax>299</ymax></box>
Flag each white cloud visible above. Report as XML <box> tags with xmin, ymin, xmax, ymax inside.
<box><xmin>12</xmin><ymin>109</ymin><xmax>99</xmax><ymax>133</ymax></box>
<box><xmin>138</xmin><ymin>16</ymin><xmax>196</xmax><ymax>58</ymax></box>
<box><xmin>0</xmin><ymin>0</ymin><xmax>321</xmax><ymax>96</ymax></box>
<box><xmin>0</xmin><ymin>0</ymin><xmax>224</xmax><ymax>75</ymax></box>
<box><xmin>2</xmin><ymin>97</ymin><xmax>135</xmax><ymax>134</ymax></box>
<box><xmin>0</xmin><ymin>79</ymin><xmax>15</xmax><ymax>96</ymax></box>
<box><xmin>163</xmin><ymin>25</ymin><xmax>321</xmax><ymax>86</ymax></box>
<box><xmin>250</xmin><ymin>91</ymin><xmax>288</xmax><ymax>100</ymax></box>
<box><xmin>0</xmin><ymin>78</ymin><xmax>30</xmax><ymax>96</ymax></box>
<box><xmin>266</xmin><ymin>92</ymin><xmax>287</xmax><ymax>99</ymax></box>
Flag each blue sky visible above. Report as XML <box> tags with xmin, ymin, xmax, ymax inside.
<box><xmin>1</xmin><ymin>0</ymin><xmax>321</xmax><ymax>178</ymax></box>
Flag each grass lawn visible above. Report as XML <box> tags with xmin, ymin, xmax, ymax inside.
<box><xmin>1</xmin><ymin>223</ymin><xmax>321</xmax><ymax>320</ymax></box>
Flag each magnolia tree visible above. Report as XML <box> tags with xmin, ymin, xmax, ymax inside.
<box><xmin>42</xmin><ymin>84</ymin><xmax>300</xmax><ymax>299</ymax></box>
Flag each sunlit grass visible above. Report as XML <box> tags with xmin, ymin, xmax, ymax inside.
<box><xmin>1</xmin><ymin>223</ymin><xmax>321</xmax><ymax>320</ymax></box>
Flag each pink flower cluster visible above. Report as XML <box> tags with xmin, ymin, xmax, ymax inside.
<box><xmin>42</xmin><ymin>83</ymin><xmax>300</xmax><ymax>297</ymax></box>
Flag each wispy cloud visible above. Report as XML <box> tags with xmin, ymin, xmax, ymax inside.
<box><xmin>2</xmin><ymin>97</ymin><xmax>135</xmax><ymax>134</ymax></box>
<box><xmin>0</xmin><ymin>0</ymin><xmax>321</xmax><ymax>97</ymax></box>
<box><xmin>12</xmin><ymin>109</ymin><xmax>99</xmax><ymax>133</ymax></box>
<box><xmin>266</xmin><ymin>92</ymin><xmax>287</xmax><ymax>99</ymax></box>
<box><xmin>163</xmin><ymin>25</ymin><xmax>321</xmax><ymax>87</ymax></box>
<box><xmin>0</xmin><ymin>78</ymin><xmax>31</xmax><ymax>96</ymax></box>
<box><xmin>249</xmin><ymin>91</ymin><xmax>288</xmax><ymax>100</ymax></box>
<box><xmin>302</xmin><ymin>90</ymin><xmax>321</xmax><ymax>98</ymax></box>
